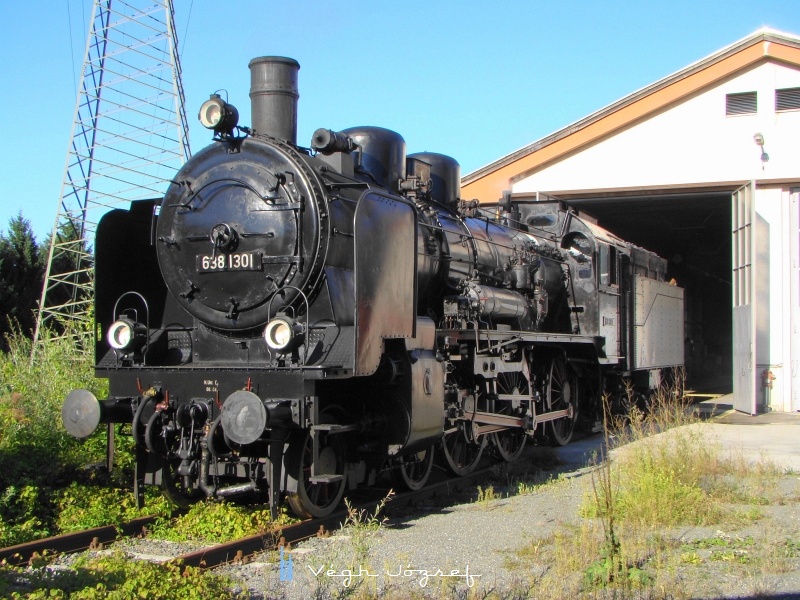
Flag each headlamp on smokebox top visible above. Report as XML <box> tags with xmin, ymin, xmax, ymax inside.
<box><xmin>198</xmin><ymin>94</ymin><xmax>239</xmax><ymax>137</ymax></box>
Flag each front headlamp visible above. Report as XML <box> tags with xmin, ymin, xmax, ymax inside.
<box><xmin>264</xmin><ymin>316</ymin><xmax>304</xmax><ymax>353</ymax></box>
<box><xmin>107</xmin><ymin>318</ymin><xmax>146</xmax><ymax>353</ymax></box>
<box><xmin>198</xmin><ymin>94</ymin><xmax>239</xmax><ymax>136</ymax></box>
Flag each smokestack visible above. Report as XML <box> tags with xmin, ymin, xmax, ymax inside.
<box><xmin>248</xmin><ymin>56</ymin><xmax>300</xmax><ymax>144</ymax></box>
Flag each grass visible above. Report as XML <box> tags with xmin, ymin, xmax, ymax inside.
<box><xmin>0</xmin><ymin>325</ymin><xmax>265</xmax><ymax>597</ymax></box>
<box><xmin>487</xmin><ymin>445</ymin><xmax>566</xmax><ymax>500</ymax></box>
<box><xmin>501</xmin><ymin>374</ymin><xmax>800</xmax><ymax>599</ymax></box>
<box><xmin>475</xmin><ymin>485</ymin><xmax>500</xmax><ymax>507</ymax></box>
<box><xmin>148</xmin><ymin>498</ymin><xmax>296</xmax><ymax>544</ymax></box>
<box><xmin>0</xmin><ymin>550</ymin><xmax>240</xmax><ymax>599</ymax></box>
<box><xmin>0</xmin><ymin>324</ymin><xmax>144</xmax><ymax>546</ymax></box>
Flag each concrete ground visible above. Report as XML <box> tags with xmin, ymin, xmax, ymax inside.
<box><xmin>555</xmin><ymin>394</ymin><xmax>800</xmax><ymax>474</ymax></box>
<box><xmin>695</xmin><ymin>394</ymin><xmax>800</xmax><ymax>471</ymax></box>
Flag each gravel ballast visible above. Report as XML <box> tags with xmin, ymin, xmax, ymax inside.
<box><xmin>219</xmin><ymin>408</ymin><xmax>800</xmax><ymax>599</ymax></box>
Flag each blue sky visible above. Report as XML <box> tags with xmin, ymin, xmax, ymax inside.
<box><xmin>1</xmin><ymin>0</ymin><xmax>798</xmax><ymax>242</ymax></box>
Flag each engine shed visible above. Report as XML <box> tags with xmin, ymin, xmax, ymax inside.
<box><xmin>462</xmin><ymin>28</ymin><xmax>800</xmax><ymax>414</ymax></box>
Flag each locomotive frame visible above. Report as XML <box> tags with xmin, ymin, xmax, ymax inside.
<box><xmin>61</xmin><ymin>56</ymin><xmax>684</xmax><ymax>519</ymax></box>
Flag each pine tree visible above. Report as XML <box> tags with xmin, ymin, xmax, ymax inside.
<box><xmin>0</xmin><ymin>214</ymin><xmax>43</xmax><ymax>347</ymax></box>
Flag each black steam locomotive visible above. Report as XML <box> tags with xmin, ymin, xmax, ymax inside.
<box><xmin>62</xmin><ymin>57</ymin><xmax>684</xmax><ymax>519</ymax></box>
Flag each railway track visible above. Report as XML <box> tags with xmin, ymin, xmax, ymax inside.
<box><xmin>0</xmin><ymin>465</ymin><xmax>494</xmax><ymax>571</ymax></box>
<box><xmin>0</xmin><ymin>427</ymin><xmax>605</xmax><ymax>575</ymax></box>
<box><xmin>0</xmin><ymin>515</ymin><xmax>160</xmax><ymax>567</ymax></box>
<box><xmin>172</xmin><ymin>466</ymin><xmax>494</xmax><ymax>570</ymax></box>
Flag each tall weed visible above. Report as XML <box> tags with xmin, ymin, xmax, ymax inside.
<box><xmin>0</xmin><ymin>323</ymin><xmax>122</xmax><ymax>544</ymax></box>
<box><xmin>581</xmin><ymin>375</ymin><xmax>711</xmax><ymax>588</ymax></box>
<box><xmin>585</xmin><ymin>374</ymin><xmax>772</xmax><ymax>529</ymax></box>
<box><xmin>0</xmin><ymin>324</ymin><xmax>108</xmax><ymax>481</ymax></box>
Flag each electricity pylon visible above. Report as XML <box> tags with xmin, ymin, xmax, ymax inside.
<box><xmin>34</xmin><ymin>0</ymin><xmax>191</xmax><ymax>350</ymax></box>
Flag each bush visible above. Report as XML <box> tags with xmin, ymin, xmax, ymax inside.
<box><xmin>0</xmin><ymin>550</ymin><xmax>241</xmax><ymax>599</ymax></box>
<box><xmin>0</xmin><ymin>485</ymin><xmax>50</xmax><ymax>546</ymax></box>
<box><xmin>149</xmin><ymin>499</ymin><xmax>293</xmax><ymax>544</ymax></box>
<box><xmin>0</xmin><ymin>323</ymin><xmax>143</xmax><ymax>545</ymax></box>
<box><xmin>0</xmin><ymin>325</ymin><xmax>109</xmax><ymax>482</ymax></box>
<box><xmin>55</xmin><ymin>484</ymin><xmax>173</xmax><ymax>533</ymax></box>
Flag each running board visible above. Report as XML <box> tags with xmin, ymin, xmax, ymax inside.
<box><xmin>311</xmin><ymin>423</ymin><xmax>359</xmax><ymax>434</ymax></box>
<box><xmin>309</xmin><ymin>474</ymin><xmax>344</xmax><ymax>484</ymax></box>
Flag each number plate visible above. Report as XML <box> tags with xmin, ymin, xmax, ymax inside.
<box><xmin>196</xmin><ymin>252</ymin><xmax>262</xmax><ymax>273</ymax></box>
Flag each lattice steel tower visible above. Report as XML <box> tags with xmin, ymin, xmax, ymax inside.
<box><xmin>34</xmin><ymin>0</ymin><xmax>191</xmax><ymax>348</ymax></box>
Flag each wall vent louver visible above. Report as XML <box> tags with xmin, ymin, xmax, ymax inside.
<box><xmin>725</xmin><ymin>91</ymin><xmax>757</xmax><ymax>116</ymax></box>
<box><xmin>776</xmin><ymin>87</ymin><xmax>800</xmax><ymax>112</ymax></box>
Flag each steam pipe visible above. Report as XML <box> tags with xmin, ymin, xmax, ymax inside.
<box><xmin>198</xmin><ymin>441</ymin><xmax>258</xmax><ymax>498</ymax></box>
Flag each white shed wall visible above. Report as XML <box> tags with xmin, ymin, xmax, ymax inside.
<box><xmin>791</xmin><ymin>190</ymin><xmax>800</xmax><ymax>412</ymax></box>
<box><xmin>754</xmin><ymin>187</ymin><xmax>787</xmax><ymax>410</ymax></box>
<box><xmin>513</xmin><ymin>62</ymin><xmax>800</xmax><ymax>193</ymax></box>
<box><xmin>752</xmin><ymin>186</ymin><xmax>800</xmax><ymax>413</ymax></box>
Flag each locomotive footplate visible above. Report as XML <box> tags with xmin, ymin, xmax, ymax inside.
<box><xmin>105</xmin><ymin>369</ymin><xmax>308</xmax><ymax>427</ymax></box>
<box><xmin>440</xmin><ymin>329</ymin><xmax>604</xmax><ymax>373</ymax></box>
<box><xmin>439</xmin><ymin>328</ymin><xmax>604</xmax><ymax>348</ymax></box>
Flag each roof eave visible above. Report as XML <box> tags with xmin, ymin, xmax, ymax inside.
<box><xmin>462</xmin><ymin>28</ymin><xmax>800</xmax><ymax>188</ymax></box>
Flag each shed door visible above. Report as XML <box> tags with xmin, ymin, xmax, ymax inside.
<box><xmin>791</xmin><ymin>189</ymin><xmax>800</xmax><ymax>412</ymax></box>
<box><xmin>732</xmin><ymin>183</ymin><xmax>757</xmax><ymax>414</ymax></box>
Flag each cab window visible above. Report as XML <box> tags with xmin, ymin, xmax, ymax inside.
<box><xmin>598</xmin><ymin>244</ymin><xmax>618</xmax><ymax>286</ymax></box>
<box><xmin>564</xmin><ymin>233</ymin><xmax>593</xmax><ymax>279</ymax></box>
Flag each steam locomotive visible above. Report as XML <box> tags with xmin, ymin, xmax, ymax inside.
<box><xmin>62</xmin><ymin>56</ymin><xmax>684</xmax><ymax>519</ymax></box>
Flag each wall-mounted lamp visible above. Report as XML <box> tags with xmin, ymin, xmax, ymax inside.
<box><xmin>754</xmin><ymin>133</ymin><xmax>769</xmax><ymax>166</ymax></box>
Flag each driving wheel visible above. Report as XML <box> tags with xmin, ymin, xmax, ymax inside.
<box><xmin>548</xmin><ymin>356</ymin><xmax>579</xmax><ymax>446</ymax></box>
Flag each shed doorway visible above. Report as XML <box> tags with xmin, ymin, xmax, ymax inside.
<box><xmin>559</xmin><ymin>189</ymin><xmax>733</xmax><ymax>394</ymax></box>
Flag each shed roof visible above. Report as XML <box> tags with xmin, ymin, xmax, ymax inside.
<box><xmin>461</xmin><ymin>28</ymin><xmax>800</xmax><ymax>202</ymax></box>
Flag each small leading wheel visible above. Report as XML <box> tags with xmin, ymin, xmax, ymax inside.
<box><xmin>160</xmin><ymin>458</ymin><xmax>204</xmax><ymax>508</ymax></box>
<box><xmin>548</xmin><ymin>356</ymin><xmax>579</xmax><ymax>446</ymax></box>
<box><xmin>490</xmin><ymin>372</ymin><xmax>528</xmax><ymax>463</ymax></box>
<box><xmin>286</xmin><ymin>417</ymin><xmax>348</xmax><ymax>519</ymax></box>
<box><xmin>440</xmin><ymin>422</ymin><xmax>486</xmax><ymax>476</ymax></box>
<box><xmin>392</xmin><ymin>446</ymin><xmax>435</xmax><ymax>491</ymax></box>
<box><xmin>144</xmin><ymin>410</ymin><xmax>204</xmax><ymax>507</ymax></box>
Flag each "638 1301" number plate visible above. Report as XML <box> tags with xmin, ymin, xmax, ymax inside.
<box><xmin>196</xmin><ymin>252</ymin><xmax>262</xmax><ymax>273</ymax></box>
